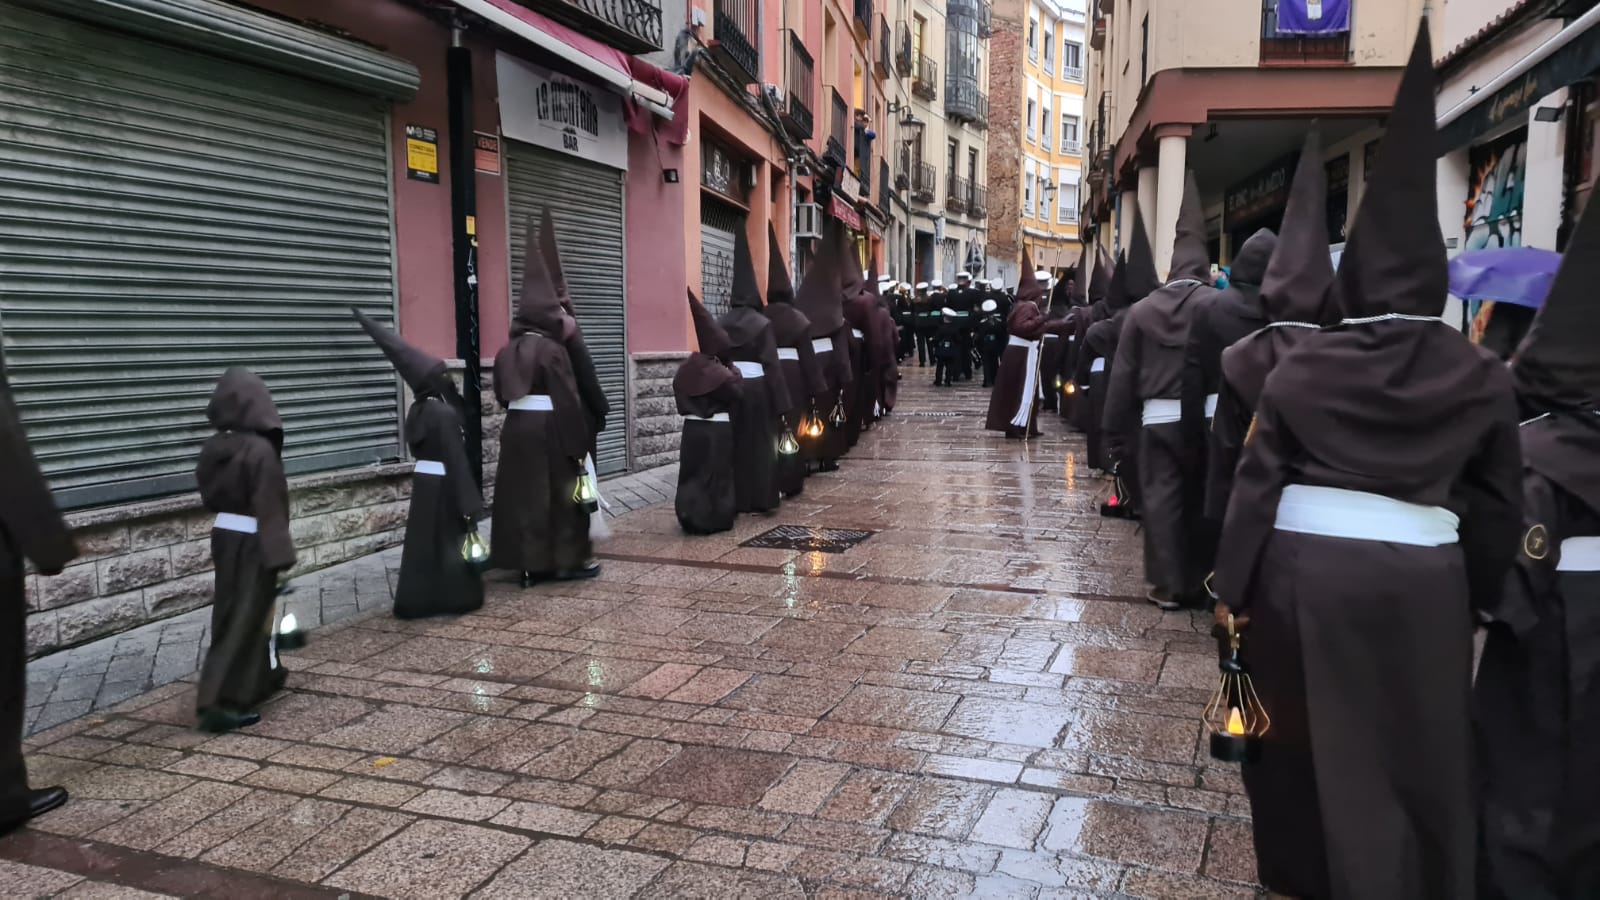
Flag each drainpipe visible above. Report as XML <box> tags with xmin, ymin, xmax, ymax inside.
<box><xmin>447</xmin><ymin>25</ymin><xmax>484</xmax><ymax>485</ymax></box>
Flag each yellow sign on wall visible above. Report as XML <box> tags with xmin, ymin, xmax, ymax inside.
<box><xmin>405</xmin><ymin>124</ymin><xmax>439</xmax><ymax>183</ymax></box>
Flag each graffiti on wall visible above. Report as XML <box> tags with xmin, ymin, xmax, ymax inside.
<box><xmin>1464</xmin><ymin>128</ymin><xmax>1527</xmax><ymax>251</ymax></box>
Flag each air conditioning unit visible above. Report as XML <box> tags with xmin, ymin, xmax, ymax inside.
<box><xmin>795</xmin><ymin>202</ymin><xmax>822</xmax><ymax>239</ymax></box>
<box><xmin>762</xmin><ymin>83</ymin><xmax>784</xmax><ymax>106</ymax></box>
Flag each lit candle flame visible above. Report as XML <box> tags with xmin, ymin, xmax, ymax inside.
<box><xmin>1226</xmin><ymin>707</ymin><xmax>1246</xmax><ymax>736</ymax></box>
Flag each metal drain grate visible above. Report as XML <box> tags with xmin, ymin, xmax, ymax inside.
<box><xmin>741</xmin><ymin>525</ymin><xmax>876</xmax><ymax>553</ymax></box>
<box><xmin>907</xmin><ymin>411</ymin><xmax>962</xmax><ymax>418</ymax></box>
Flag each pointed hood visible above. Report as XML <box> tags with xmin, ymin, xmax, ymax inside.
<box><xmin>797</xmin><ymin>220</ymin><xmax>847</xmax><ymax>334</ymax></box>
<box><xmin>1167</xmin><ymin>171</ymin><xmax>1211</xmax><ymax>282</ymax></box>
<box><xmin>688</xmin><ymin>288</ymin><xmax>732</xmax><ymax>358</ymax></box>
<box><xmin>537</xmin><ymin>208</ymin><xmax>573</xmax><ymax>313</ymax></box>
<box><xmin>1016</xmin><ymin>250</ymin><xmax>1046</xmax><ymax>307</ymax></box>
<box><xmin>1068</xmin><ymin>243</ymin><xmax>1089</xmax><ymax>306</ymax></box>
<box><xmin>835</xmin><ymin>224</ymin><xmax>869</xmax><ymax>302</ymax></box>
<box><xmin>1261</xmin><ymin>128</ymin><xmax>1338</xmax><ymax>325</ymax></box>
<box><xmin>514</xmin><ymin>216</ymin><xmax>574</xmax><ymax>339</ymax></box>
<box><xmin>767</xmin><ymin>227</ymin><xmax>794</xmax><ymax>305</ymax></box>
<box><xmin>1122</xmin><ymin>211</ymin><xmax>1161</xmax><ymax>306</ymax></box>
<box><xmin>1047</xmin><ymin>270</ymin><xmax>1072</xmax><ymax>314</ymax></box>
<box><xmin>1104</xmin><ymin>250</ymin><xmax>1130</xmax><ymax>311</ymax></box>
<box><xmin>352</xmin><ymin>308</ymin><xmax>446</xmax><ymax>393</ymax></box>
<box><xmin>1333</xmin><ymin>24</ymin><xmax>1446</xmax><ymax>318</ymax></box>
<box><xmin>1088</xmin><ymin>245</ymin><xmax>1111</xmax><ymax>304</ymax></box>
<box><xmin>1511</xmin><ymin>181</ymin><xmax>1600</xmax><ymax>413</ymax></box>
<box><xmin>730</xmin><ymin>227</ymin><xmax>764</xmax><ymax>309</ymax></box>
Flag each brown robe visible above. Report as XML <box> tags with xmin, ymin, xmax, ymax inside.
<box><xmin>719</xmin><ymin>305</ymin><xmax>789</xmax><ymax>513</ymax></box>
<box><xmin>0</xmin><ymin>345</ymin><xmax>77</xmax><ymax>826</ymax></box>
<box><xmin>766</xmin><ymin>302</ymin><xmax>821</xmax><ymax>497</ymax></box>
<box><xmin>984</xmin><ymin>300</ymin><xmax>1048</xmax><ymax>437</ymax></box>
<box><xmin>195</xmin><ymin>369</ymin><xmax>296</xmax><ymax>717</ymax></box>
<box><xmin>395</xmin><ymin>394</ymin><xmax>484</xmax><ymax>619</ymax></box>
<box><xmin>673</xmin><ymin>355</ymin><xmax>742</xmax><ymax>534</ymax></box>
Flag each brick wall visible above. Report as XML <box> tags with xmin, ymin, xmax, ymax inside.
<box><xmin>986</xmin><ymin>0</ymin><xmax>1025</xmax><ymax>266</ymax></box>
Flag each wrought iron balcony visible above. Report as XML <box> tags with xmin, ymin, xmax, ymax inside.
<box><xmin>826</xmin><ymin>88</ymin><xmax>849</xmax><ymax>165</ymax></box>
<box><xmin>855</xmin><ymin>121</ymin><xmax>872</xmax><ymax>196</ymax></box>
<box><xmin>876</xmin><ymin>15</ymin><xmax>893</xmax><ymax>78</ymax></box>
<box><xmin>854</xmin><ymin>0</ymin><xmax>872</xmax><ymax>35</ymax></box>
<box><xmin>911</xmin><ymin>162</ymin><xmax>937</xmax><ymax>202</ymax></box>
<box><xmin>896</xmin><ymin>22</ymin><xmax>914</xmax><ymax>76</ymax></box>
<box><xmin>912</xmin><ymin>54</ymin><xmax>938</xmax><ymax>101</ymax></box>
<box><xmin>946</xmin><ymin>174</ymin><xmax>970</xmax><ymax>215</ymax></box>
<box><xmin>710</xmin><ymin>0</ymin><xmax>760</xmax><ymax>84</ymax></box>
<box><xmin>946</xmin><ymin>75</ymin><xmax>986</xmax><ymax>128</ymax></box>
<box><xmin>780</xmin><ymin>31</ymin><xmax>814</xmax><ymax>140</ymax></box>
<box><xmin>969</xmin><ymin>183</ymin><xmax>988</xmax><ymax>219</ymax></box>
<box><xmin>536</xmin><ymin>0</ymin><xmax>663</xmax><ymax>54</ymax></box>
<box><xmin>1259</xmin><ymin>0</ymin><xmax>1350</xmax><ymax>64</ymax></box>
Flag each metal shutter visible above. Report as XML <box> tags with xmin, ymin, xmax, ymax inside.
<box><xmin>0</xmin><ymin>4</ymin><xmax>399</xmax><ymax>510</ymax></box>
<box><xmin>504</xmin><ymin>140</ymin><xmax>628</xmax><ymax>476</ymax></box>
<box><xmin>699</xmin><ymin>200</ymin><xmax>744</xmax><ymax>319</ymax></box>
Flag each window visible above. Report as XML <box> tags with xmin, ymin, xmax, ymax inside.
<box><xmin>1060</xmin><ymin>114</ymin><xmax>1080</xmax><ymax>153</ymax></box>
<box><xmin>967</xmin><ymin>147</ymin><xmax>979</xmax><ymax>185</ymax></box>
<box><xmin>1027</xmin><ymin>18</ymin><xmax>1038</xmax><ymax>61</ymax></box>
<box><xmin>1026</xmin><ymin>99</ymin><xmax>1037</xmax><ymax>142</ymax></box>
<box><xmin>1024</xmin><ymin>163</ymin><xmax>1035</xmax><ymax>216</ymax></box>
<box><xmin>1039</xmin><ymin>175</ymin><xmax>1051</xmax><ymax>221</ymax></box>
<box><xmin>1043</xmin><ymin>28</ymin><xmax>1054</xmax><ymax>69</ymax></box>
<box><xmin>913</xmin><ymin>14</ymin><xmax>925</xmax><ymax>59</ymax></box>
<box><xmin>1062</xmin><ymin>40</ymin><xmax>1083</xmax><ymax>80</ymax></box>
<box><xmin>1058</xmin><ymin>178</ymin><xmax>1079</xmax><ymax>224</ymax></box>
<box><xmin>1041</xmin><ymin>105</ymin><xmax>1051</xmax><ymax>149</ymax></box>
<box><xmin>947</xmin><ymin>138</ymin><xmax>959</xmax><ymax>177</ymax></box>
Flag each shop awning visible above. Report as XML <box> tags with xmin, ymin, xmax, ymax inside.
<box><xmin>451</xmin><ymin>0</ymin><xmax>687</xmax><ymax>132</ymax></box>
<box><xmin>1438</xmin><ymin>5</ymin><xmax>1600</xmax><ymax>150</ymax></box>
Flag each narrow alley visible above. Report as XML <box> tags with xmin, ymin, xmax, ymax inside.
<box><xmin>5</xmin><ymin>379</ymin><xmax>1256</xmax><ymax>898</ymax></box>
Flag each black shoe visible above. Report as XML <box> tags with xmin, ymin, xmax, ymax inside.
<box><xmin>197</xmin><ymin>708</ymin><xmax>261</xmax><ymax>734</ymax></box>
<box><xmin>819</xmin><ymin>461</ymin><xmax>840</xmax><ymax>473</ymax></box>
<box><xmin>0</xmin><ymin>787</ymin><xmax>68</xmax><ymax>836</ymax></box>
<box><xmin>520</xmin><ymin>571</ymin><xmax>553</xmax><ymax>589</ymax></box>
<box><xmin>554</xmin><ymin>564</ymin><xmax>601</xmax><ymax>582</ymax></box>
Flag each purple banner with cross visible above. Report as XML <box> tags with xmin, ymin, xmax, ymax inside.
<box><xmin>1274</xmin><ymin>0</ymin><xmax>1351</xmax><ymax>35</ymax></box>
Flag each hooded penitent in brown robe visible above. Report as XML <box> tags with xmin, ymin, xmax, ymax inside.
<box><xmin>1214</xmin><ymin>28</ymin><xmax>1523</xmax><ymax>899</ymax></box>
<box><xmin>1070</xmin><ymin>245</ymin><xmax>1113</xmax><ymax>432</ymax></box>
<box><xmin>764</xmin><ymin>228</ymin><xmax>821</xmax><ymax>498</ymax></box>
<box><xmin>0</xmin><ymin>344</ymin><xmax>77</xmax><ymax>830</ymax></box>
<box><xmin>868</xmin><ymin>273</ymin><xmax>900</xmax><ymax>415</ymax></box>
<box><xmin>795</xmin><ymin>220</ymin><xmax>854</xmax><ymax>471</ymax></box>
<box><xmin>1209</xmin><ymin>130</ymin><xmax>1338</xmax><ymax>521</ymax></box>
<box><xmin>839</xmin><ymin>248</ymin><xmax>874</xmax><ymax>447</ymax></box>
<box><xmin>539</xmin><ymin>209</ymin><xmax>610</xmax><ymax>460</ymax></box>
<box><xmin>1040</xmin><ymin>267</ymin><xmax>1075</xmax><ymax>414</ymax></box>
<box><xmin>1084</xmin><ymin>216</ymin><xmax>1162</xmax><ymax>481</ymax></box>
<box><xmin>1106</xmin><ymin>172</ymin><xmax>1223</xmax><ymax>607</ymax></box>
<box><xmin>1475</xmin><ymin>179</ymin><xmax>1600</xmax><ymax>900</ymax></box>
<box><xmin>195</xmin><ymin>368</ymin><xmax>296</xmax><ymax>729</ymax></box>
<box><xmin>718</xmin><ymin>229</ymin><xmax>791</xmax><ymax>514</ymax></box>
<box><xmin>675</xmin><ymin>290</ymin><xmax>743</xmax><ymax>534</ymax></box>
<box><xmin>353</xmin><ymin>310</ymin><xmax>483</xmax><ymax>620</ymax></box>
<box><xmin>491</xmin><ymin>224</ymin><xmax>594</xmax><ymax>583</ymax></box>
<box><xmin>984</xmin><ymin>254</ymin><xmax>1049</xmax><ymax>437</ymax></box>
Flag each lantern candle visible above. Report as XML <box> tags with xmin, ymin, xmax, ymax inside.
<box><xmin>1203</xmin><ymin>614</ymin><xmax>1270</xmax><ymax>763</ymax></box>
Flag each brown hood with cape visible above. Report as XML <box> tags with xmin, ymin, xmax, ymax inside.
<box><xmin>764</xmin><ymin>228</ymin><xmax>827</xmax><ymax>401</ymax></box>
<box><xmin>0</xmin><ymin>344</ymin><xmax>76</xmax><ymax>577</ymax></box>
<box><xmin>1123</xmin><ymin>172</ymin><xmax>1218</xmax><ymax>350</ymax></box>
<box><xmin>537</xmin><ymin>210</ymin><xmax>609</xmax><ymax>440</ymax></box>
<box><xmin>352</xmin><ymin>308</ymin><xmax>450</xmax><ymax>395</ymax></box>
<box><xmin>676</xmin><ymin>289</ymin><xmax>742</xmax><ymax>415</ymax></box>
<box><xmin>718</xmin><ymin>228</ymin><xmax>793</xmax><ymax>416</ymax></box>
<box><xmin>797</xmin><ymin>220</ymin><xmax>849</xmax><ymax>337</ymax></box>
<box><xmin>197</xmin><ymin>368</ymin><xmax>295</xmax><ymax>571</ymax></box>
<box><xmin>1007</xmin><ymin>251</ymin><xmax>1049</xmax><ymax>339</ymax></box>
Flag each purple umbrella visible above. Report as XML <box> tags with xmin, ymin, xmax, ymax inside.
<box><xmin>1448</xmin><ymin>247</ymin><xmax>1562</xmax><ymax>308</ymax></box>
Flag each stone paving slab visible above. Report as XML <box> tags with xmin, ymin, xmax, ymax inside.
<box><xmin>24</xmin><ymin>465</ymin><xmax>681</xmax><ymax>737</ymax></box>
<box><xmin>7</xmin><ymin>382</ymin><xmax>1260</xmax><ymax>898</ymax></box>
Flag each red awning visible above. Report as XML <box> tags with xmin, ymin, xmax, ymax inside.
<box><xmin>829</xmin><ymin>195</ymin><xmax>862</xmax><ymax>232</ymax></box>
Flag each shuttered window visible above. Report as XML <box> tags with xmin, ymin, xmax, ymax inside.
<box><xmin>504</xmin><ymin>140</ymin><xmax>628</xmax><ymax>476</ymax></box>
<box><xmin>0</xmin><ymin>5</ymin><xmax>400</xmax><ymax>510</ymax></box>
<box><xmin>699</xmin><ymin>200</ymin><xmax>745</xmax><ymax>320</ymax></box>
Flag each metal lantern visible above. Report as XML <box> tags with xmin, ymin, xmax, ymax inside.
<box><xmin>777</xmin><ymin>430</ymin><xmax>800</xmax><ymax>456</ymax></box>
<box><xmin>275</xmin><ymin>610</ymin><xmax>308</xmax><ymax>651</ymax></box>
<box><xmin>574</xmin><ymin>472</ymin><xmax>600</xmax><ymax>514</ymax></box>
<box><xmin>828</xmin><ymin>399</ymin><xmax>847</xmax><ymax>428</ymax></box>
<box><xmin>1099</xmin><ymin>462</ymin><xmax>1134</xmax><ymax>519</ymax></box>
<box><xmin>1063</xmin><ymin>381</ymin><xmax>1076</xmax><ymax>396</ymax></box>
<box><xmin>461</xmin><ymin>528</ymin><xmax>491</xmax><ymax>574</ymax></box>
<box><xmin>1203</xmin><ymin>613</ymin><xmax>1270</xmax><ymax>762</ymax></box>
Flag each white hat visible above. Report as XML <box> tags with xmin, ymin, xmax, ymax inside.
<box><xmin>916</xmin><ymin>281</ymin><xmax>929</xmax><ymax>290</ymax></box>
<box><xmin>981</xmin><ymin>299</ymin><xmax>998</xmax><ymax>313</ymax></box>
<box><xmin>1035</xmin><ymin>270</ymin><xmax>1052</xmax><ymax>283</ymax></box>
<box><xmin>956</xmin><ymin>271</ymin><xmax>972</xmax><ymax>280</ymax></box>
<box><xmin>940</xmin><ymin>307</ymin><xmax>957</xmax><ymax>317</ymax></box>
<box><xmin>932</xmin><ymin>279</ymin><xmax>944</xmax><ymax>288</ymax></box>
<box><xmin>990</xmin><ymin>278</ymin><xmax>1005</xmax><ymax>289</ymax></box>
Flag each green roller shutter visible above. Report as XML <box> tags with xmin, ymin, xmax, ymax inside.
<box><xmin>0</xmin><ymin>4</ymin><xmax>401</xmax><ymax>510</ymax></box>
<box><xmin>504</xmin><ymin>140</ymin><xmax>628</xmax><ymax>476</ymax></box>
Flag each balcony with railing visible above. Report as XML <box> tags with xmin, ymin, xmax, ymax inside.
<box><xmin>1061</xmin><ymin>65</ymin><xmax>1083</xmax><ymax>82</ymax></box>
<box><xmin>946</xmin><ymin>74</ymin><xmax>986</xmax><ymax>128</ymax></box>
<box><xmin>1060</xmin><ymin>138</ymin><xmax>1082</xmax><ymax>156</ymax></box>
<box><xmin>779</xmin><ymin>31</ymin><xmax>814</xmax><ymax>140</ymax></box>
<box><xmin>879</xmin><ymin>158</ymin><xmax>893</xmax><ymax>212</ymax></box>
<box><xmin>896</xmin><ymin>23</ymin><xmax>914</xmax><ymax>76</ymax></box>
<box><xmin>912</xmin><ymin>54</ymin><xmax>938</xmax><ymax>101</ymax></box>
<box><xmin>710</xmin><ymin>0</ymin><xmax>760</xmax><ymax>83</ymax></box>
<box><xmin>854</xmin><ymin>120</ymin><xmax>872</xmax><ymax>197</ymax></box>
<box><xmin>854</xmin><ymin>0</ymin><xmax>873</xmax><ymax>35</ymax></box>
<box><xmin>911</xmin><ymin>162</ymin><xmax>937</xmax><ymax>202</ymax></box>
<box><xmin>946</xmin><ymin>174</ymin><xmax>970</xmax><ymax>215</ymax></box>
<box><xmin>1259</xmin><ymin>0</ymin><xmax>1350</xmax><ymax>64</ymax></box>
<box><xmin>541</xmin><ymin>0</ymin><xmax>663</xmax><ymax>53</ymax></box>
<box><xmin>826</xmin><ymin>88</ymin><xmax>849</xmax><ymax>164</ymax></box>
<box><xmin>876</xmin><ymin>15</ymin><xmax>893</xmax><ymax>78</ymax></box>
<box><xmin>969</xmin><ymin>183</ymin><xmax>988</xmax><ymax>219</ymax></box>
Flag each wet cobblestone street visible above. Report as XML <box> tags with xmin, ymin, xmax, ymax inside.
<box><xmin>2</xmin><ymin>378</ymin><xmax>1260</xmax><ymax>898</ymax></box>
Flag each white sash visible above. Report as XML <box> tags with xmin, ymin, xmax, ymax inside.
<box><xmin>214</xmin><ymin>513</ymin><xmax>258</xmax><ymax>534</ymax></box>
<box><xmin>1142</xmin><ymin>399</ymin><xmax>1181</xmax><ymax>426</ymax></box>
<box><xmin>1090</xmin><ymin>357</ymin><xmax>1106</xmax><ymax>373</ymax></box>
<box><xmin>509</xmin><ymin>394</ymin><xmax>554</xmax><ymax>411</ymax></box>
<box><xmin>732</xmin><ymin>361</ymin><xmax>764</xmax><ymax>378</ymax></box>
<box><xmin>851</xmin><ymin>328</ymin><xmax>865</xmax><ymax>339</ymax></box>
<box><xmin>684</xmin><ymin>413</ymin><xmax>731</xmax><ymax>423</ymax></box>
<box><xmin>1204</xmin><ymin>393</ymin><xmax>1218</xmax><ymax>420</ymax></box>
<box><xmin>1558</xmin><ymin>537</ymin><xmax>1600</xmax><ymax>572</ymax></box>
<box><xmin>1009</xmin><ymin>337</ymin><xmax>1042</xmax><ymax>428</ymax></box>
<box><xmin>812</xmin><ymin>337</ymin><xmax>834</xmax><ymax>354</ymax></box>
<box><xmin>414</xmin><ymin>460</ymin><xmax>446</xmax><ymax>476</ymax></box>
<box><xmin>1043</xmin><ymin>333</ymin><xmax>1060</xmax><ymax>341</ymax></box>
<box><xmin>1274</xmin><ymin>485</ymin><xmax>1459</xmax><ymax>547</ymax></box>
<box><xmin>777</xmin><ymin>348</ymin><xmax>800</xmax><ymax>361</ymax></box>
